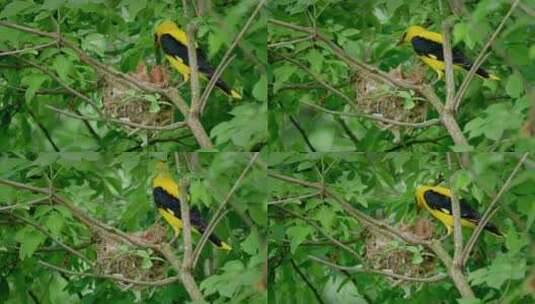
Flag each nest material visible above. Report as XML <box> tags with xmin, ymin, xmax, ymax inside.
<box><xmin>363</xmin><ymin>219</ymin><xmax>436</xmax><ymax>284</ymax></box>
<box><xmin>102</xmin><ymin>63</ymin><xmax>173</xmax><ymax>135</ymax></box>
<box><xmin>353</xmin><ymin>64</ymin><xmax>428</xmax><ymax>142</ymax></box>
<box><xmin>94</xmin><ymin>223</ymin><xmax>168</xmax><ymax>288</ymax></box>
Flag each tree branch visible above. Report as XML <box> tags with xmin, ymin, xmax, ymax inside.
<box><xmin>0</xmin><ymin>41</ymin><xmax>55</xmax><ymax>56</ymax></box>
<box><xmin>38</xmin><ymin>260</ymin><xmax>180</xmax><ymax>286</ymax></box>
<box><xmin>46</xmin><ymin>105</ymin><xmax>186</xmax><ymax>131</ymax></box>
<box><xmin>308</xmin><ymin>255</ymin><xmax>447</xmax><ymax>283</ymax></box>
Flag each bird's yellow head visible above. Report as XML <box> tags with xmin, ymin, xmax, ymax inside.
<box><xmin>154</xmin><ymin>20</ymin><xmax>187</xmax><ymax>45</ymax></box>
<box><xmin>398</xmin><ymin>25</ymin><xmax>427</xmax><ymax>45</ymax></box>
<box><xmin>415</xmin><ymin>185</ymin><xmax>431</xmax><ymax>209</ymax></box>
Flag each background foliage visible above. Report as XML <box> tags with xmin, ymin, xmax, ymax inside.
<box><xmin>0</xmin><ymin>152</ymin><xmax>267</xmax><ymax>303</ymax></box>
<box><xmin>268</xmin><ymin>152</ymin><xmax>534</xmax><ymax>303</ymax></box>
<box><xmin>268</xmin><ymin>0</ymin><xmax>535</xmax><ymax>152</ymax></box>
<box><xmin>0</xmin><ymin>0</ymin><xmax>267</xmax><ymax>151</ymax></box>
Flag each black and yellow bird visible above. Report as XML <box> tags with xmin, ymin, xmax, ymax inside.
<box><xmin>154</xmin><ymin>20</ymin><xmax>241</xmax><ymax>99</ymax></box>
<box><xmin>398</xmin><ymin>26</ymin><xmax>500</xmax><ymax>80</ymax></box>
<box><xmin>415</xmin><ymin>185</ymin><xmax>502</xmax><ymax>237</ymax></box>
<box><xmin>152</xmin><ymin>161</ymin><xmax>232</xmax><ymax>251</ymax></box>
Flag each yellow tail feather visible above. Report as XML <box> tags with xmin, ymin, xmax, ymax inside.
<box><xmin>219</xmin><ymin>241</ymin><xmax>232</xmax><ymax>251</ymax></box>
<box><xmin>488</xmin><ymin>74</ymin><xmax>500</xmax><ymax>81</ymax></box>
<box><xmin>230</xmin><ymin>90</ymin><xmax>242</xmax><ymax>100</ymax></box>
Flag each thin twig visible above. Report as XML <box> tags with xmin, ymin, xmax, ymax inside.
<box><xmin>192</xmin><ymin>152</ymin><xmax>260</xmax><ymax>267</ymax></box>
<box><xmin>301</xmin><ymin>101</ymin><xmax>440</xmax><ymax>128</ymax></box>
<box><xmin>461</xmin><ymin>152</ymin><xmax>528</xmax><ymax>265</ymax></box>
<box><xmin>46</xmin><ymin>105</ymin><xmax>186</xmax><ymax>131</ymax></box>
<box><xmin>453</xmin><ymin>0</ymin><xmax>520</xmax><ymax>111</ymax></box>
<box><xmin>268</xmin><ymin>192</ymin><xmax>321</xmax><ymax>205</ymax></box>
<box><xmin>0</xmin><ymin>41</ymin><xmax>55</xmax><ymax>56</ymax></box>
<box><xmin>38</xmin><ymin>260</ymin><xmax>180</xmax><ymax>286</ymax></box>
<box><xmin>268</xmin><ymin>35</ymin><xmax>315</xmax><ymax>48</ymax></box>
<box><xmin>26</xmin><ymin>107</ymin><xmax>60</xmax><ymax>152</ymax></box>
<box><xmin>275</xmin><ymin>205</ymin><xmax>360</xmax><ymax>259</ymax></box>
<box><xmin>9</xmin><ymin>213</ymin><xmax>92</xmax><ymax>264</ymax></box>
<box><xmin>198</xmin><ymin>0</ymin><xmax>268</xmax><ymax>110</ymax></box>
<box><xmin>288</xmin><ymin>114</ymin><xmax>317</xmax><ymax>152</ymax></box>
<box><xmin>308</xmin><ymin>255</ymin><xmax>447</xmax><ymax>283</ymax></box>
<box><xmin>16</xmin><ymin>56</ymin><xmax>103</xmax><ymax>116</ymax></box>
<box><xmin>290</xmin><ymin>258</ymin><xmax>326</xmax><ymax>304</ymax></box>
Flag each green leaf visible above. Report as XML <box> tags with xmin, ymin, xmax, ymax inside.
<box><xmin>304</xmin><ymin>49</ymin><xmax>323</xmax><ymax>73</ymax></box>
<box><xmin>41</xmin><ymin>0</ymin><xmax>65</xmax><ymax>10</ymax></box>
<box><xmin>469</xmin><ymin>254</ymin><xmax>527</xmax><ymax>289</ymax></box>
<box><xmin>286</xmin><ymin>224</ymin><xmax>313</xmax><ymax>254</ymax></box>
<box><xmin>273</xmin><ymin>65</ymin><xmax>297</xmax><ymax>93</ymax></box>
<box><xmin>309</xmin><ymin>126</ymin><xmax>335</xmax><ymax>151</ymax></box>
<box><xmin>119</xmin><ymin>0</ymin><xmax>146</xmax><ymax>21</ymax></box>
<box><xmin>252</xmin><ymin>74</ymin><xmax>267</xmax><ymax>102</ymax></box>
<box><xmin>81</xmin><ymin>33</ymin><xmax>106</xmax><ymax>56</ymax></box>
<box><xmin>0</xmin><ymin>0</ymin><xmax>33</xmax><ymax>18</ymax></box>
<box><xmin>15</xmin><ymin>226</ymin><xmax>46</xmax><ymax>259</ymax></box>
<box><xmin>21</xmin><ymin>74</ymin><xmax>48</xmax><ymax>103</ymax></box>
<box><xmin>52</xmin><ymin>54</ymin><xmax>73</xmax><ymax>82</ymax></box>
<box><xmin>505</xmin><ymin>71</ymin><xmax>524</xmax><ymax>98</ymax></box>
<box><xmin>44</xmin><ymin>211</ymin><xmax>64</xmax><ymax>236</ymax></box>
<box><xmin>452</xmin><ymin>169</ymin><xmax>472</xmax><ymax>191</ymax></box>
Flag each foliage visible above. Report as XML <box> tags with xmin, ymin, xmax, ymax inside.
<box><xmin>0</xmin><ymin>0</ymin><xmax>267</xmax><ymax>151</ymax></box>
<box><xmin>268</xmin><ymin>153</ymin><xmax>535</xmax><ymax>303</ymax></box>
<box><xmin>0</xmin><ymin>152</ymin><xmax>267</xmax><ymax>303</ymax></box>
<box><xmin>268</xmin><ymin>0</ymin><xmax>535</xmax><ymax>152</ymax></box>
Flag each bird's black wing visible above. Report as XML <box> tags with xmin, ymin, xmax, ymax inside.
<box><xmin>153</xmin><ymin>186</ymin><xmax>181</xmax><ymax>216</ymax></box>
<box><xmin>153</xmin><ymin>186</ymin><xmax>225</xmax><ymax>247</ymax></box>
<box><xmin>159</xmin><ymin>34</ymin><xmax>234</xmax><ymax>95</ymax></box>
<box><xmin>159</xmin><ymin>34</ymin><xmax>216</xmax><ymax>76</ymax></box>
<box><xmin>411</xmin><ymin>36</ymin><xmax>471</xmax><ymax>66</ymax></box>
<box><xmin>423</xmin><ymin>189</ymin><xmax>481</xmax><ymax>221</ymax></box>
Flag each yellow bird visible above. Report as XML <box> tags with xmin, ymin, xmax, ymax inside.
<box><xmin>154</xmin><ymin>20</ymin><xmax>242</xmax><ymax>99</ymax></box>
<box><xmin>152</xmin><ymin>161</ymin><xmax>232</xmax><ymax>251</ymax></box>
<box><xmin>398</xmin><ymin>26</ymin><xmax>500</xmax><ymax>80</ymax></box>
<box><xmin>415</xmin><ymin>185</ymin><xmax>502</xmax><ymax>237</ymax></box>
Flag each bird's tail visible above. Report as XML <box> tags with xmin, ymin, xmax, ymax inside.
<box><xmin>208</xmin><ymin>233</ymin><xmax>232</xmax><ymax>251</ymax></box>
<box><xmin>484</xmin><ymin>223</ymin><xmax>503</xmax><ymax>237</ymax></box>
<box><xmin>464</xmin><ymin>64</ymin><xmax>500</xmax><ymax>80</ymax></box>
<box><xmin>215</xmin><ymin>78</ymin><xmax>242</xmax><ymax>100</ymax></box>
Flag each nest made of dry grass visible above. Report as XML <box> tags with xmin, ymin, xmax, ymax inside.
<box><xmin>363</xmin><ymin>219</ymin><xmax>436</xmax><ymax>285</ymax></box>
<box><xmin>94</xmin><ymin>223</ymin><xmax>168</xmax><ymax>289</ymax></box>
<box><xmin>353</xmin><ymin>64</ymin><xmax>429</xmax><ymax>141</ymax></box>
<box><xmin>102</xmin><ymin>63</ymin><xmax>174</xmax><ymax>135</ymax></box>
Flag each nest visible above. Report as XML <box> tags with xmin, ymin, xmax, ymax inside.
<box><xmin>94</xmin><ymin>223</ymin><xmax>168</xmax><ymax>289</ymax></box>
<box><xmin>353</xmin><ymin>64</ymin><xmax>428</xmax><ymax>142</ymax></box>
<box><xmin>102</xmin><ymin>63</ymin><xmax>174</xmax><ymax>135</ymax></box>
<box><xmin>363</xmin><ymin>219</ymin><xmax>436</xmax><ymax>285</ymax></box>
